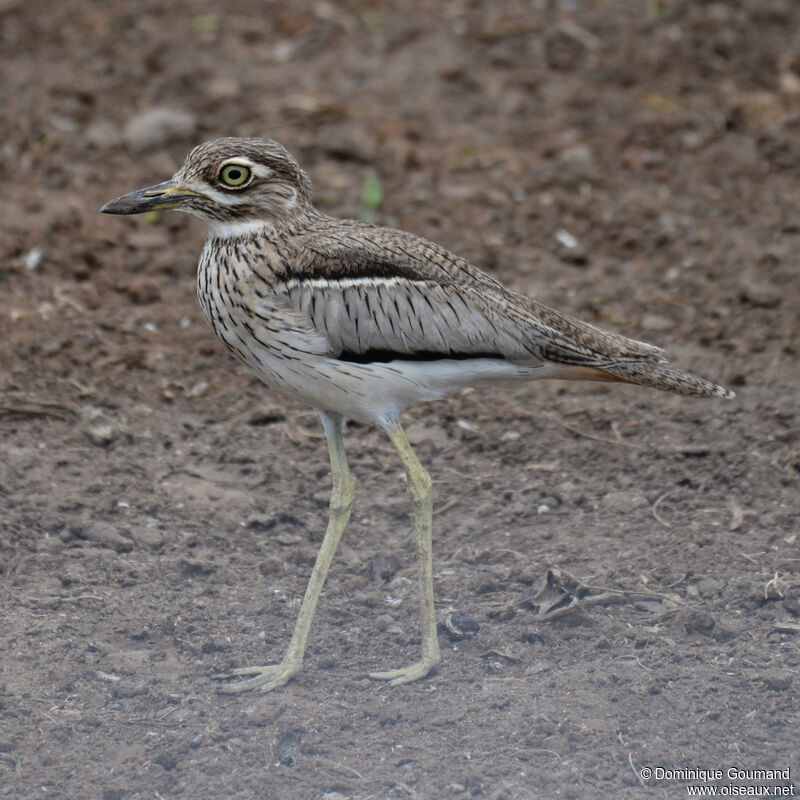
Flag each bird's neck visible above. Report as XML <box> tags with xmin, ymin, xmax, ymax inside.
<box><xmin>206</xmin><ymin>218</ymin><xmax>279</xmax><ymax>239</ymax></box>
<box><xmin>205</xmin><ymin>205</ymin><xmax>322</xmax><ymax>240</ymax></box>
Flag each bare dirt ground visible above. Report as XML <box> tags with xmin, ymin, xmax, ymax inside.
<box><xmin>1</xmin><ymin>1</ymin><xmax>799</xmax><ymax>798</ymax></box>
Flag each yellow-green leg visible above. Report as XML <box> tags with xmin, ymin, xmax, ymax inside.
<box><xmin>217</xmin><ymin>411</ymin><xmax>355</xmax><ymax>694</ymax></box>
<box><xmin>369</xmin><ymin>422</ymin><xmax>441</xmax><ymax>686</ymax></box>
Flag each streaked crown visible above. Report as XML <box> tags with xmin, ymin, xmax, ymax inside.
<box><xmin>173</xmin><ymin>137</ymin><xmax>314</xmax><ymax>222</ymax></box>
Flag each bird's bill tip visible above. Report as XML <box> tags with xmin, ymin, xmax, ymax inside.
<box><xmin>99</xmin><ymin>179</ymin><xmax>196</xmax><ymax>215</ymax></box>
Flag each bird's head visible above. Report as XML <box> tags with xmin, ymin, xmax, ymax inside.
<box><xmin>100</xmin><ymin>137</ymin><xmax>314</xmax><ymax>231</ymax></box>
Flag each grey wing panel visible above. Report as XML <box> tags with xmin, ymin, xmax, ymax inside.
<box><xmin>280</xmin><ymin>279</ymin><xmax>538</xmax><ymax>362</ymax></box>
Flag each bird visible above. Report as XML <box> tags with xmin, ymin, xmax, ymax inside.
<box><xmin>100</xmin><ymin>137</ymin><xmax>733</xmax><ymax>694</ymax></box>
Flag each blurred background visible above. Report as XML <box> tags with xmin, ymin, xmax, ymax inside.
<box><xmin>1</xmin><ymin>1</ymin><xmax>798</xmax><ymax>798</ymax></box>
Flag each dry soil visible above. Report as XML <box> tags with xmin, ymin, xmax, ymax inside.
<box><xmin>1</xmin><ymin>2</ymin><xmax>799</xmax><ymax>799</ymax></box>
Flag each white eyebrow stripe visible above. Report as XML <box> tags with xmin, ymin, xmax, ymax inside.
<box><xmin>218</xmin><ymin>156</ymin><xmax>259</xmax><ymax>169</ymax></box>
<box><xmin>251</xmin><ymin>164</ymin><xmax>274</xmax><ymax>179</ymax></box>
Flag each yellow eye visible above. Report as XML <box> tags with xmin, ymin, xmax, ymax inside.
<box><xmin>219</xmin><ymin>163</ymin><xmax>252</xmax><ymax>188</ymax></box>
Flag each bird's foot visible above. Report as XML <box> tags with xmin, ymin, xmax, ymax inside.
<box><xmin>369</xmin><ymin>655</ymin><xmax>440</xmax><ymax>687</ymax></box>
<box><xmin>215</xmin><ymin>660</ymin><xmax>301</xmax><ymax>694</ymax></box>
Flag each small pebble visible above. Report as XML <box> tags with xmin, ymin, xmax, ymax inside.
<box><xmin>130</xmin><ymin>527</ymin><xmax>165</xmax><ymax>549</ymax></box>
<box><xmin>206</xmin><ymin>76</ymin><xmax>241</xmax><ymax>101</ymax></box>
<box><xmin>405</xmin><ymin>422</ymin><xmax>450</xmax><ymax>448</ymax></box>
<box><xmin>640</xmin><ymin>313</ymin><xmax>674</xmax><ymax>332</ymax></box>
<box><xmin>443</xmin><ymin>612</ymin><xmax>479</xmax><ymax>641</ymax></box>
<box><xmin>258</xmin><ymin>556</ymin><xmax>283</xmax><ymax>575</ymax></box>
<box><xmin>24</xmin><ymin>247</ymin><xmax>43</xmax><ymax>270</ymax></box>
<box><xmin>739</xmin><ymin>282</ymin><xmax>781</xmax><ymax>309</ymax></box>
<box><xmin>84</xmin><ymin>120</ymin><xmax>121</xmax><ymax>149</ymax></box>
<box><xmin>276</xmin><ymin>731</ymin><xmax>301</xmax><ymax>766</ymax></box>
<box><xmin>385</xmin><ymin>594</ymin><xmax>403</xmax><ymax>607</ymax></box>
<box><xmin>374</xmin><ymin>613</ymin><xmax>395</xmax><ymax>632</ymax></box>
<box><xmin>682</xmin><ymin>609</ymin><xmax>716</xmax><ymax>636</ymax></box>
<box><xmin>783</xmin><ymin>595</ymin><xmax>800</xmax><ymax>616</ymax></box>
<box><xmin>367</xmin><ymin>552</ymin><xmax>405</xmax><ymax>582</ymax></box>
<box><xmin>152</xmin><ymin>752</ymin><xmax>178</xmax><ymax>771</ymax></box>
<box><xmin>759</xmin><ymin>669</ymin><xmax>793</xmax><ymax>691</ymax></box>
<box><xmin>112</xmin><ymin>682</ymin><xmax>149</xmax><ymax>699</ymax></box>
<box><xmin>187</xmin><ymin>381</ymin><xmax>209</xmax><ymax>398</ymax></box>
<box><xmin>81</xmin><ymin>408</ymin><xmax>120</xmax><ymax>446</ymax></box>
<box><xmin>123</xmin><ymin>107</ymin><xmax>197</xmax><ymax>152</ymax></box>
<box><xmin>78</xmin><ymin>523</ymin><xmax>133</xmax><ymax>553</ymax></box>
<box><xmin>247</xmin><ymin>405</ymin><xmax>286</xmax><ymax>425</ymax></box>
<box><xmin>555</xmin><ymin>229</ymin><xmax>578</xmax><ymax>249</ymax></box>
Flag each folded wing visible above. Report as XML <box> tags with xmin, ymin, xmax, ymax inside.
<box><xmin>280</xmin><ymin>218</ymin><xmax>665</xmax><ymax>368</ymax></box>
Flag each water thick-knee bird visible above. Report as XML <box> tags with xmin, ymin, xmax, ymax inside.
<box><xmin>101</xmin><ymin>137</ymin><xmax>733</xmax><ymax>693</ymax></box>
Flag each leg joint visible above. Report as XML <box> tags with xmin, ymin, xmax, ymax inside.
<box><xmin>407</xmin><ymin>463</ymin><xmax>432</xmax><ymax>505</ymax></box>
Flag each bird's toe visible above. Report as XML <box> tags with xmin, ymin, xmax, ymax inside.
<box><xmin>369</xmin><ymin>657</ymin><xmax>439</xmax><ymax>686</ymax></box>
<box><xmin>215</xmin><ymin>661</ymin><xmax>299</xmax><ymax>694</ymax></box>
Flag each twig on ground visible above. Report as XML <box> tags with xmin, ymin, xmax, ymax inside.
<box><xmin>0</xmin><ymin>393</ymin><xmax>78</xmax><ymax>420</ymax></box>
<box><xmin>629</xmin><ymin>752</ymin><xmax>647</xmax><ymax>787</ymax></box>
<box><xmin>652</xmin><ymin>489</ymin><xmax>676</xmax><ymax>529</ymax></box>
<box><xmin>545</xmin><ymin>412</ymin><xmax>644</xmax><ymax>450</ymax></box>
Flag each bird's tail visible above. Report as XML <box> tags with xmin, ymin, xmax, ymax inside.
<box><xmin>597</xmin><ymin>359</ymin><xmax>735</xmax><ymax>398</ymax></box>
